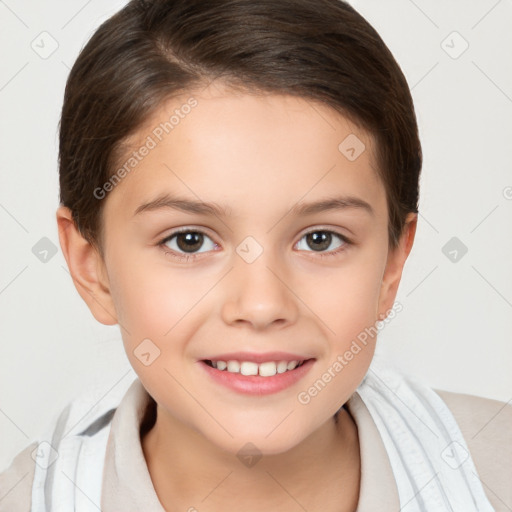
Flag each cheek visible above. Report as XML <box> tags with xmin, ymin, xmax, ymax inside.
<box><xmin>109</xmin><ymin>255</ymin><xmax>198</xmax><ymax>336</ymax></box>
<box><xmin>107</xmin><ymin>255</ymin><xmax>216</xmax><ymax>385</ymax></box>
<box><xmin>107</xmin><ymin>259</ymin><xmax>195</xmax><ymax>397</ymax></box>
<box><xmin>298</xmin><ymin>250</ymin><xmax>385</xmax><ymax>397</ymax></box>
<box><xmin>309</xmin><ymin>252</ymin><xmax>386</xmax><ymax>339</ymax></box>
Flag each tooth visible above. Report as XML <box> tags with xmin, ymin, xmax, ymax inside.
<box><xmin>259</xmin><ymin>361</ymin><xmax>277</xmax><ymax>377</ymax></box>
<box><xmin>211</xmin><ymin>360</ymin><xmax>217</xmax><ymax>369</ymax></box>
<box><xmin>287</xmin><ymin>360</ymin><xmax>298</xmax><ymax>370</ymax></box>
<box><xmin>216</xmin><ymin>360</ymin><xmax>227</xmax><ymax>371</ymax></box>
<box><xmin>277</xmin><ymin>361</ymin><xmax>288</xmax><ymax>374</ymax></box>
<box><xmin>227</xmin><ymin>360</ymin><xmax>240</xmax><ymax>373</ymax></box>
<box><xmin>240</xmin><ymin>361</ymin><xmax>259</xmax><ymax>376</ymax></box>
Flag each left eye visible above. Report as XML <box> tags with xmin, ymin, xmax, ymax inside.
<box><xmin>296</xmin><ymin>230</ymin><xmax>350</xmax><ymax>254</ymax></box>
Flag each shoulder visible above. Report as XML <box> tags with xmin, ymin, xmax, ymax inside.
<box><xmin>0</xmin><ymin>442</ymin><xmax>37</xmax><ymax>512</ymax></box>
<box><xmin>434</xmin><ymin>388</ymin><xmax>512</xmax><ymax>510</ymax></box>
<box><xmin>0</xmin><ymin>380</ymin><xmax>135</xmax><ymax>512</ymax></box>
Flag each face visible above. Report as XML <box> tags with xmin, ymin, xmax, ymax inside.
<box><xmin>86</xmin><ymin>83</ymin><xmax>411</xmax><ymax>455</ymax></box>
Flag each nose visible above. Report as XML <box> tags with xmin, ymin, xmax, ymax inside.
<box><xmin>221</xmin><ymin>248</ymin><xmax>299</xmax><ymax>331</ymax></box>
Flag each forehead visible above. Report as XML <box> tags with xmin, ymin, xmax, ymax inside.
<box><xmin>103</xmin><ymin>83</ymin><xmax>386</xmax><ymax>224</ymax></box>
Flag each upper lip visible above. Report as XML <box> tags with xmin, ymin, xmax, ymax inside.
<box><xmin>202</xmin><ymin>351</ymin><xmax>314</xmax><ymax>364</ymax></box>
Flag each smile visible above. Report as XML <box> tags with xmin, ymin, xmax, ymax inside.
<box><xmin>200</xmin><ymin>357</ymin><xmax>315</xmax><ymax>395</ymax></box>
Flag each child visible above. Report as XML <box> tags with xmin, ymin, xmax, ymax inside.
<box><xmin>1</xmin><ymin>0</ymin><xmax>510</xmax><ymax>510</ymax></box>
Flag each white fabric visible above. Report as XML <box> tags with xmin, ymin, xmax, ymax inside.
<box><xmin>355</xmin><ymin>354</ymin><xmax>495</xmax><ymax>511</ymax></box>
<box><xmin>29</xmin><ymin>360</ymin><xmax>495</xmax><ymax>511</ymax></box>
<box><xmin>31</xmin><ymin>409</ymin><xmax>111</xmax><ymax>512</ymax></box>
<box><xmin>30</xmin><ymin>374</ymin><xmax>134</xmax><ymax>512</ymax></box>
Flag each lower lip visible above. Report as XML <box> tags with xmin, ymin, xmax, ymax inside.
<box><xmin>199</xmin><ymin>359</ymin><xmax>315</xmax><ymax>396</ymax></box>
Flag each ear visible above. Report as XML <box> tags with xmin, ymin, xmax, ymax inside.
<box><xmin>56</xmin><ymin>206</ymin><xmax>118</xmax><ymax>326</ymax></box>
<box><xmin>377</xmin><ymin>212</ymin><xmax>418</xmax><ymax>320</ymax></box>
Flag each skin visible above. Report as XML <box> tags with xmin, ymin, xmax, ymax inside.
<box><xmin>57</xmin><ymin>82</ymin><xmax>417</xmax><ymax>511</ymax></box>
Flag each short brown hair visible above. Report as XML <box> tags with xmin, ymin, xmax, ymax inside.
<box><xmin>59</xmin><ymin>0</ymin><xmax>422</xmax><ymax>256</ymax></box>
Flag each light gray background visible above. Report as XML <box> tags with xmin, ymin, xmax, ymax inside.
<box><xmin>1</xmin><ymin>0</ymin><xmax>511</xmax><ymax>471</ymax></box>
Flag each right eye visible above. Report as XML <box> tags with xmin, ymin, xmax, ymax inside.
<box><xmin>158</xmin><ymin>228</ymin><xmax>218</xmax><ymax>261</ymax></box>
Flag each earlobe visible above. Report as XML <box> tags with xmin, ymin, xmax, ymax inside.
<box><xmin>56</xmin><ymin>206</ymin><xmax>118</xmax><ymax>326</ymax></box>
<box><xmin>377</xmin><ymin>212</ymin><xmax>418</xmax><ymax>320</ymax></box>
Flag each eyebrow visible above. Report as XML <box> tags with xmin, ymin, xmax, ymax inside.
<box><xmin>133</xmin><ymin>193</ymin><xmax>375</xmax><ymax>218</ymax></box>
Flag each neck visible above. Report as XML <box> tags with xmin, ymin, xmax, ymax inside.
<box><xmin>141</xmin><ymin>401</ymin><xmax>361</xmax><ymax>512</ymax></box>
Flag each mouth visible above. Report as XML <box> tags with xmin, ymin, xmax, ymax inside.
<box><xmin>199</xmin><ymin>355</ymin><xmax>316</xmax><ymax>395</ymax></box>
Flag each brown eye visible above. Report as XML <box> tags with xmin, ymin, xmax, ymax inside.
<box><xmin>296</xmin><ymin>230</ymin><xmax>351</xmax><ymax>256</ymax></box>
<box><xmin>160</xmin><ymin>229</ymin><xmax>217</xmax><ymax>258</ymax></box>
<box><xmin>175</xmin><ymin>232</ymin><xmax>204</xmax><ymax>253</ymax></box>
<box><xmin>305</xmin><ymin>231</ymin><xmax>332</xmax><ymax>251</ymax></box>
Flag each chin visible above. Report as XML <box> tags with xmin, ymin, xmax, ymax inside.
<box><xmin>202</xmin><ymin>421</ymin><xmax>310</xmax><ymax>459</ymax></box>
<box><xmin>221</xmin><ymin>436</ymin><xmax>304</xmax><ymax>460</ymax></box>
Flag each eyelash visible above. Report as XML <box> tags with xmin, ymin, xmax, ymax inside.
<box><xmin>157</xmin><ymin>227</ymin><xmax>353</xmax><ymax>262</ymax></box>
